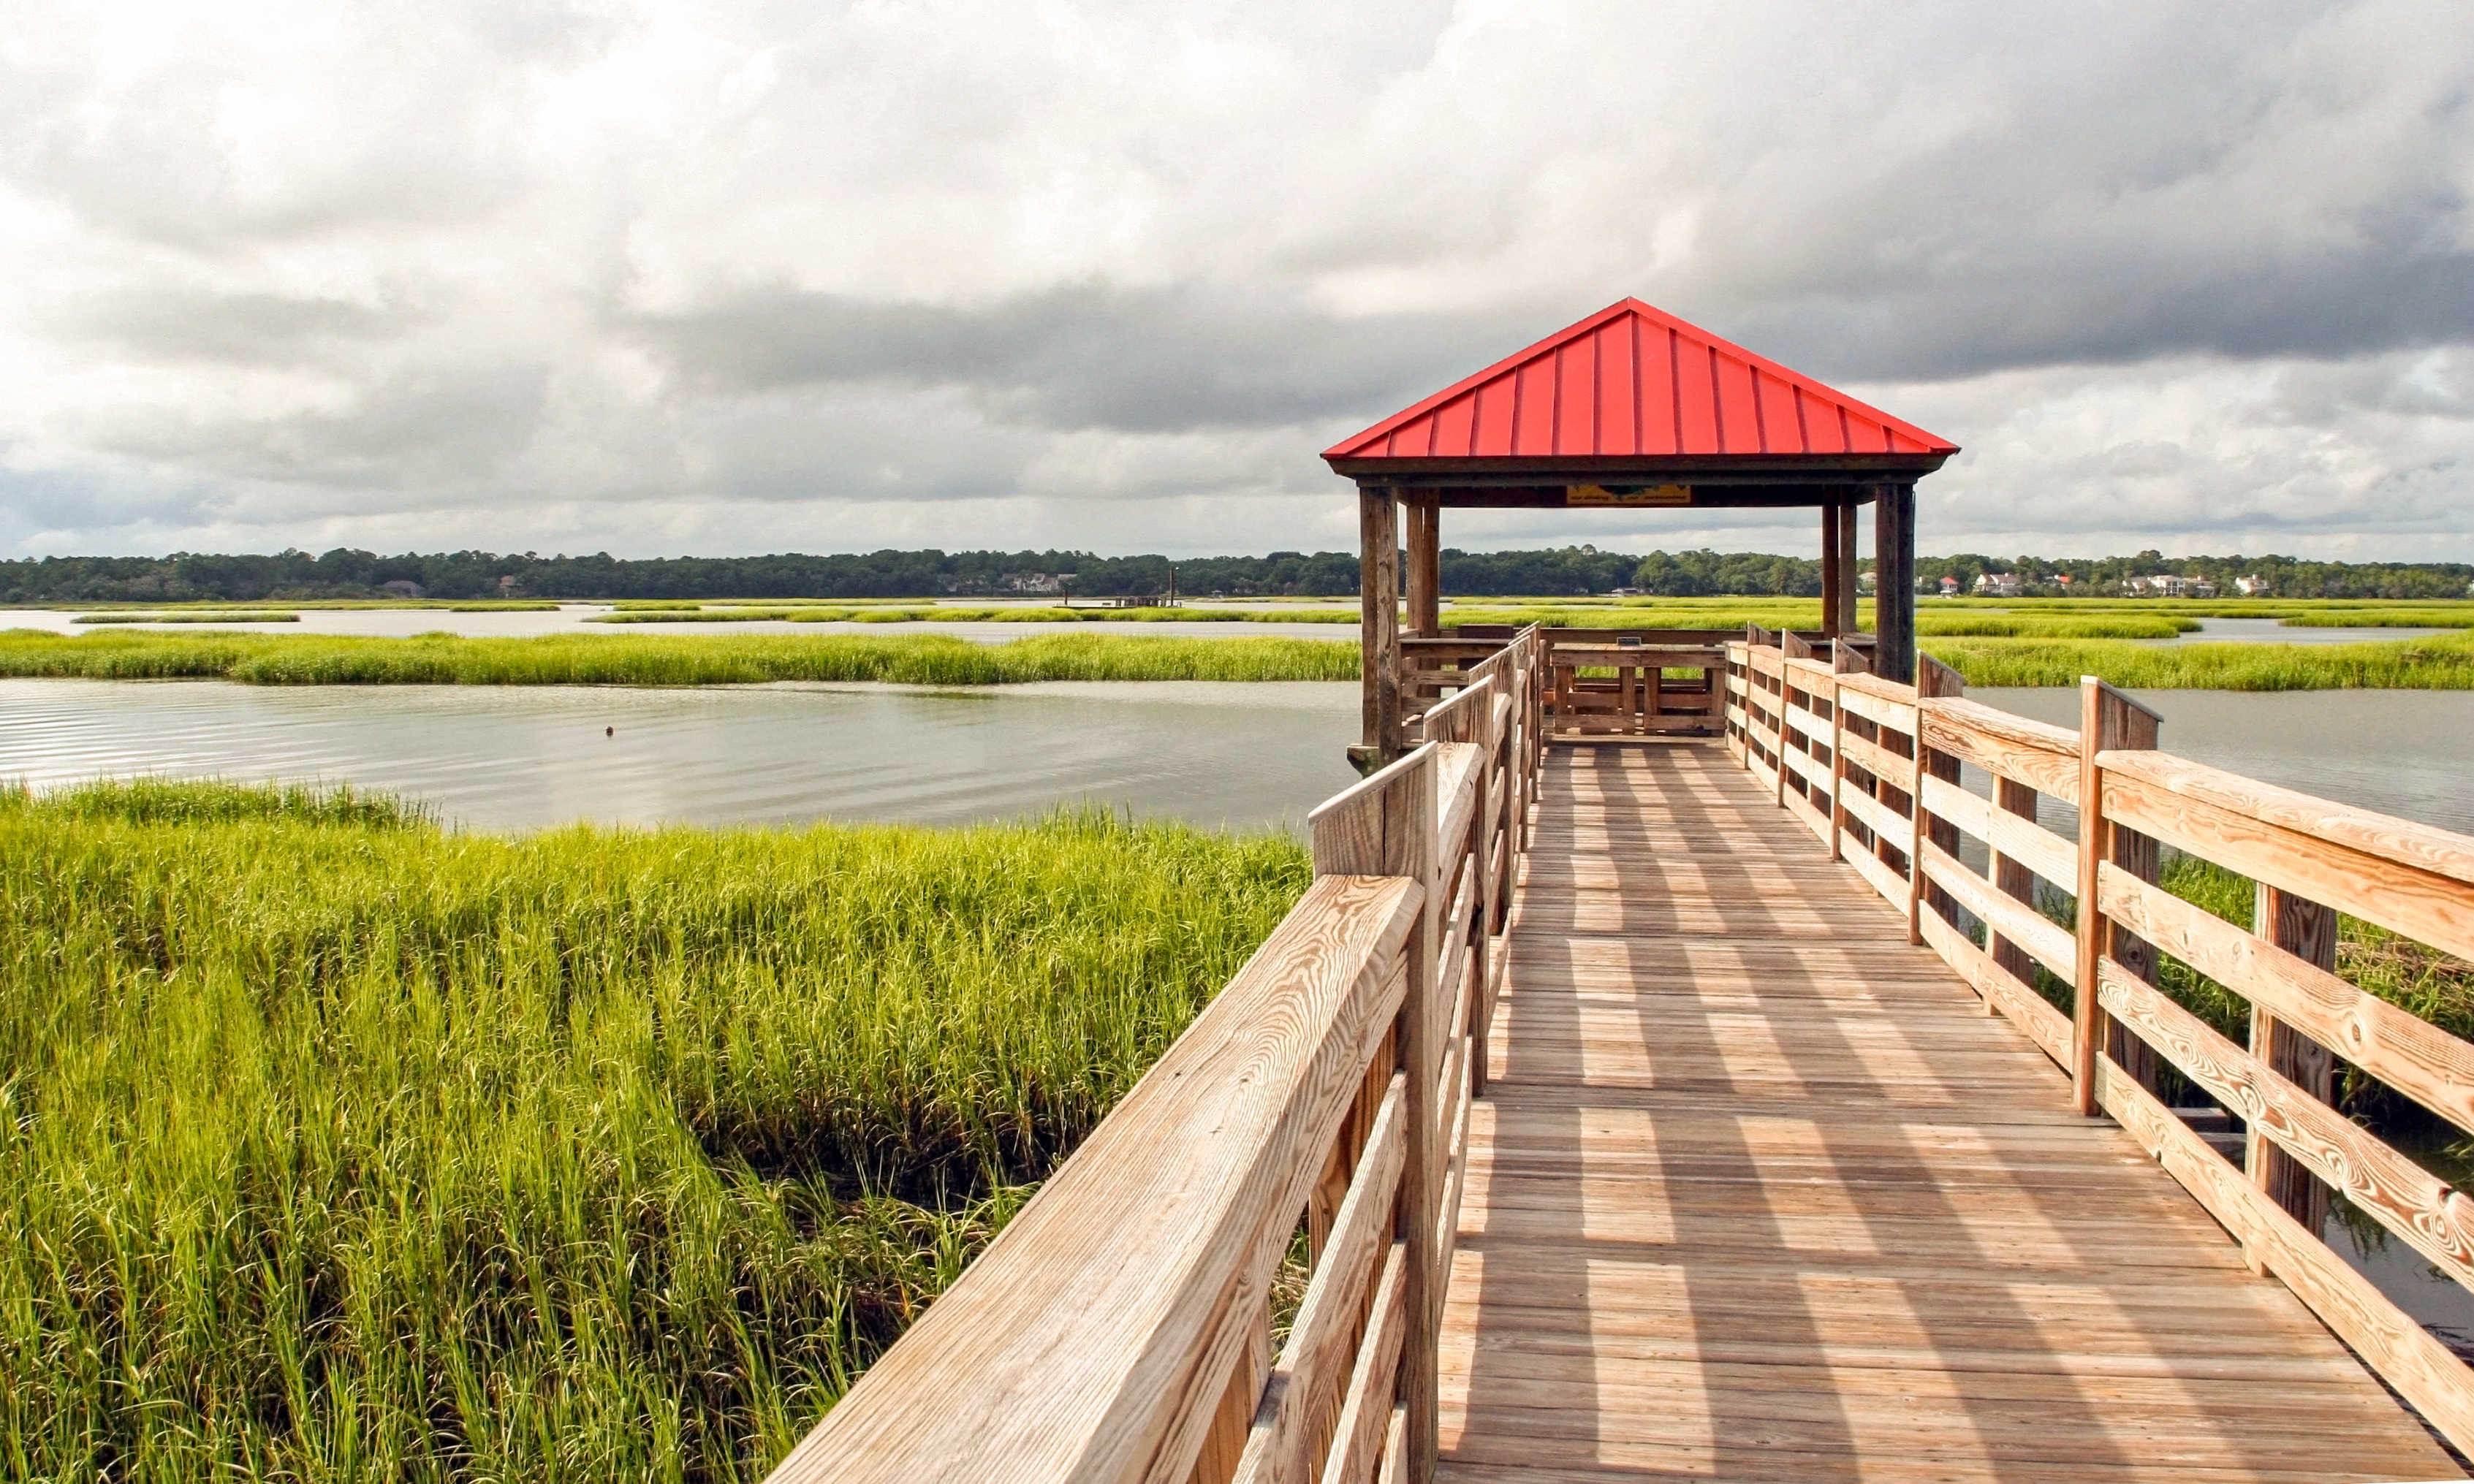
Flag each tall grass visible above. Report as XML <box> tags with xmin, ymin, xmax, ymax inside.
<box><xmin>0</xmin><ymin>781</ymin><xmax>1308</xmax><ymax>1479</ymax></box>
<box><xmin>0</xmin><ymin>629</ymin><xmax>1361</xmax><ymax>685</ymax></box>
<box><xmin>1927</xmin><ymin>632</ymin><xmax>2474</xmax><ymax>690</ymax></box>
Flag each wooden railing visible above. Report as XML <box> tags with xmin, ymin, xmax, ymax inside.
<box><xmin>1723</xmin><ymin>633</ymin><xmax>2474</xmax><ymax>1455</ymax></box>
<box><xmin>767</xmin><ymin>627</ymin><xmax>1545</xmax><ymax>1484</ymax></box>
<box><xmin>1420</xmin><ymin>625</ymin><xmax>1731</xmax><ymax>739</ymax></box>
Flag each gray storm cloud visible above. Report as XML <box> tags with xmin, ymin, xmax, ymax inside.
<box><xmin>0</xmin><ymin>0</ymin><xmax>2469</xmax><ymax>558</ymax></box>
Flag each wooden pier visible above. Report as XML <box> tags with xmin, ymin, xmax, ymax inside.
<box><xmin>1443</xmin><ymin>742</ymin><xmax>2457</xmax><ymax>1481</ymax></box>
<box><xmin>770</xmin><ymin>625</ymin><xmax>2474</xmax><ymax>1484</ymax></box>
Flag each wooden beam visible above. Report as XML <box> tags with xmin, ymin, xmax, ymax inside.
<box><xmin>1358</xmin><ymin>487</ymin><xmax>1402</xmax><ymax>763</ymax></box>
<box><xmin>2251</xmin><ymin>886</ymin><xmax>2340</xmax><ymax>1235</ymax></box>
<box><xmin>1870</xmin><ymin>483</ymin><xmax>1915</xmax><ymax>684</ymax></box>
<box><xmin>1818</xmin><ymin>504</ymin><xmax>1842</xmax><ymax>639</ymax></box>
<box><xmin>2074</xmin><ymin>677</ymin><xmax>2163</xmax><ymax>1115</ymax></box>
<box><xmin>1834</xmin><ymin>503</ymin><xmax>1860</xmax><ymax>638</ymax></box>
<box><xmin>1404</xmin><ymin>497</ymin><xmax>1440</xmax><ymax>639</ymax></box>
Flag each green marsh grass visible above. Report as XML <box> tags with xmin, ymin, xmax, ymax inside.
<box><xmin>1924</xmin><ymin>631</ymin><xmax>2474</xmax><ymax>690</ymax></box>
<box><xmin>0</xmin><ymin>628</ymin><xmax>1362</xmax><ymax>685</ymax></box>
<box><xmin>0</xmin><ymin>780</ymin><xmax>1308</xmax><ymax>1478</ymax></box>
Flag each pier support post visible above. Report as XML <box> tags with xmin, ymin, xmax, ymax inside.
<box><xmin>1910</xmin><ymin>654</ymin><xmax>1965</xmax><ymax>948</ymax></box>
<box><xmin>2250</xmin><ymin>888</ymin><xmax>2338</xmax><ymax>1236</ymax></box>
<box><xmin>2072</xmin><ymin>677</ymin><xmax>2163</xmax><ymax>1116</ymax></box>
<box><xmin>1405</xmin><ymin>496</ymin><xmax>1441</xmax><ymax>639</ymax></box>
<box><xmin>1834</xmin><ymin>503</ymin><xmax>1861</xmax><ymax>638</ymax></box>
<box><xmin>1870</xmin><ymin>483</ymin><xmax>1916</xmax><ymax>685</ymax></box>
<box><xmin>1820</xmin><ymin>503</ymin><xmax>1843</xmax><ymax>639</ymax></box>
<box><xmin>1354</xmin><ymin>486</ymin><xmax>1403</xmax><ymax>772</ymax></box>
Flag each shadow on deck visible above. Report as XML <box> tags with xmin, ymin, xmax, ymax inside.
<box><xmin>1441</xmin><ymin>742</ymin><xmax>2462</xmax><ymax>1483</ymax></box>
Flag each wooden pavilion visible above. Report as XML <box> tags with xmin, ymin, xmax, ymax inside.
<box><xmin>1324</xmin><ymin>299</ymin><xmax>1957</xmax><ymax>763</ymax></box>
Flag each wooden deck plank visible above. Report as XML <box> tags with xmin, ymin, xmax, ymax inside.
<box><xmin>1440</xmin><ymin>743</ymin><xmax>2465</xmax><ymax>1483</ymax></box>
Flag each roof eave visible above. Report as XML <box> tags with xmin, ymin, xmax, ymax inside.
<box><xmin>1324</xmin><ymin>450</ymin><xmax>1956</xmax><ymax>486</ymax></box>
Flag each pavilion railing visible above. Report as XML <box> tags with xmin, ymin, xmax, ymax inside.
<box><xmin>763</xmin><ymin>628</ymin><xmax>1544</xmax><ymax>1484</ymax></box>
<box><xmin>1723</xmin><ymin>632</ymin><xmax>2474</xmax><ymax>1455</ymax></box>
<box><xmin>1409</xmin><ymin>625</ymin><xmax>1737</xmax><ymax>739</ymax></box>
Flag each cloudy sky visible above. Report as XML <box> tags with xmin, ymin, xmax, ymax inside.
<box><xmin>4</xmin><ymin>0</ymin><xmax>2470</xmax><ymax>561</ymax></box>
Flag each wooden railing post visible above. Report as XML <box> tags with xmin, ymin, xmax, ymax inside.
<box><xmin>1305</xmin><ymin>744</ymin><xmax>1443</xmax><ymax>1483</ymax></box>
<box><xmin>1988</xmin><ymin>777</ymin><xmax>2041</xmax><ymax>987</ymax></box>
<box><xmin>1400</xmin><ymin>759</ymin><xmax>1442</xmax><ymax>1484</ymax></box>
<box><xmin>2250</xmin><ymin>885</ymin><xmax>2339</xmax><ymax>1234</ymax></box>
<box><xmin>2073</xmin><ymin>676</ymin><xmax>2162</xmax><ymax>1115</ymax></box>
<box><xmin>1909</xmin><ymin>654</ymin><xmax>1964</xmax><ymax>946</ymax></box>
<box><xmin>1825</xmin><ymin>666</ymin><xmax>1845</xmax><ymax>862</ymax></box>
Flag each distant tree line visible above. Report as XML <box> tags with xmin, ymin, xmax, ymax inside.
<box><xmin>4</xmin><ymin>545</ymin><xmax>2467</xmax><ymax>604</ymax></box>
<box><xmin>1914</xmin><ymin>550</ymin><xmax>2474</xmax><ymax>600</ymax></box>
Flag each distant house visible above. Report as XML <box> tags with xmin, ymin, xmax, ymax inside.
<box><xmin>1973</xmin><ymin>571</ymin><xmax>2023</xmax><ymax>597</ymax></box>
<box><xmin>1858</xmin><ymin>571</ymin><xmax>1876</xmax><ymax>594</ymax></box>
<box><xmin>380</xmin><ymin>579</ymin><xmax>424</xmax><ymax>598</ymax></box>
<box><xmin>2234</xmin><ymin>575</ymin><xmax>2269</xmax><ymax>596</ymax></box>
<box><xmin>2127</xmin><ymin>574</ymin><xmax>2216</xmax><ymax>598</ymax></box>
<box><xmin>1936</xmin><ymin>575</ymin><xmax>1960</xmax><ymax>597</ymax></box>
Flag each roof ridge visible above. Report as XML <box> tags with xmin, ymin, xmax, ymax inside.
<box><xmin>1323</xmin><ymin>300</ymin><xmax>1956</xmax><ymax>463</ymax></box>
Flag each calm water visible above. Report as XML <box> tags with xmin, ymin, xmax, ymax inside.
<box><xmin>1</xmin><ymin>605</ymin><xmax>1358</xmax><ymax>642</ymax></box>
<box><xmin>0</xmin><ymin>679</ymin><xmax>1362</xmax><ymax>832</ymax></box>
<box><xmin>2150</xmin><ymin>616</ymin><xmax>2454</xmax><ymax>646</ymax></box>
<box><xmin>1970</xmin><ymin>687</ymin><xmax>2474</xmax><ymax>836</ymax></box>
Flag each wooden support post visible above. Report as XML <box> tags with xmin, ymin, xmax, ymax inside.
<box><xmin>1910</xmin><ymin>653</ymin><xmax>1964</xmax><ymax>947</ymax></box>
<box><xmin>1405</xmin><ymin>497</ymin><xmax>1441</xmax><ymax>639</ymax></box>
<box><xmin>1834</xmin><ymin>503</ymin><xmax>1861</xmax><ymax>639</ymax></box>
<box><xmin>1826</xmin><ymin>669</ymin><xmax>1845</xmax><ymax>861</ymax></box>
<box><xmin>1871</xmin><ymin>483</ymin><xmax>1916</xmax><ymax>686</ymax></box>
<box><xmin>1354</xmin><ymin>487</ymin><xmax>1403</xmax><ymax>769</ymax></box>
<box><xmin>1397</xmin><ymin>758</ymin><xmax>1441</xmax><ymax>1484</ymax></box>
<box><xmin>1820</xmin><ymin>504</ymin><xmax>1843</xmax><ymax>639</ymax></box>
<box><xmin>1989</xmin><ymin>779</ymin><xmax>2041</xmax><ymax>986</ymax></box>
<box><xmin>2073</xmin><ymin>676</ymin><xmax>2163</xmax><ymax>1116</ymax></box>
<box><xmin>2250</xmin><ymin>885</ymin><xmax>2339</xmax><ymax>1234</ymax></box>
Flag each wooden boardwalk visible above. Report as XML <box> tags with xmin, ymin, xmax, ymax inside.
<box><xmin>1441</xmin><ymin>742</ymin><xmax>2463</xmax><ymax>1483</ymax></box>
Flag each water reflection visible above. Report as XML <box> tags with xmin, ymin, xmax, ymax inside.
<box><xmin>0</xmin><ymin>679</ymin><xmax>1362</xmax><ymax>833</ymax></box>
<box><xmin>1973</xmin><ymin>687</ymin><xmax>2474</xmax><ymax>837</ymax></box>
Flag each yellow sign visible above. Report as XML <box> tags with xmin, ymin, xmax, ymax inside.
<box><xmin>1566</xmin><ymin>484</ymin><xmax>1691</xmax><ymax>506</ymax></box>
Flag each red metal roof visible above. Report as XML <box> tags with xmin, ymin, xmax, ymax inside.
<box><xmin>1324</xmin><ymin>299</ymin><xmax>1956</xmax><ymax>463</ymax></box>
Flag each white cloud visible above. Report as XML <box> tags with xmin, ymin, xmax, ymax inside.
<box><xmin>1</xmin><ymin>0</ymin><xmax>2470</xmax><ymax>560</ymax></box>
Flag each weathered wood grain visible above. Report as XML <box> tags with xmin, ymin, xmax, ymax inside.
<box><xmin>1836</xmin><ymin>726</ymin><xmax>1916</xmax><ymax>791</ymax></box>
<box><xmin>1237</xmin><ymin>1073</ymin><xmax>1406</xmax><ymax>1484</ymax></box>
<box><xmin>1842</xmin><ymin>826</ymin><xmax>1910</xmax><ymax>911</ymax></box>
<box><xmin>2100</xmin><ymin>756</ymin><xmax>2474</xmax><ymax>964</ymax></box>
<box><xmin>2094</xmin><ymin>1052</ymin><xmax>2474</xmax><ymax>1457</ymax></box>
<box><xmin>1920</xmin><ymin>772</ymin><xmax>2077</xmax><ymax>887</ymax></box>
<box><xmin>1916</xmin><ymin>905</ymin><xmax>2076</xmax><ymax>1070</ymax></box>
<box><xmin>2095</xmin><ymin>862</ymin><xmax>2474</xmax><ymax>1133</ymax></box>
<box><xmin>1322</xmin><ymin>1244</ymin><xmax>1407</xmax><ymax>1484</ymax></box>
<box><xmin>1921</xmin><ymin>699</ymin><xmax>2082</xmax><ymax>804</ymax></box>
<box><xmin>767</xmin><ymin>875</ymin><xmax>1420</xmax><ymax>1484</ymax></box>
<box><xmin>2097</xmin><ymin>958</ymin><xmax>2474</xmax><ymax>1290</ymax></box>
<box><xmin>1919</xmin><ymin>840</ymin><xmax>2075</xmax><ymax>979</ymax></box>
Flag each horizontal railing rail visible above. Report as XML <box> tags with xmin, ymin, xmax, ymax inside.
<box><xmin>769</xmin><ymin>628</ymin><xmax>1545</xmax><ymax>1484</ymax></box>
<box><xmin>1405</xmin><ymin>626</ymin><xmax>1729</xmax><ymax>741</ymax></box>
<box><xmin>1721</xmin><ymin>633</ymin><xmax>2474</xmax><ymax>1456</ymax></box>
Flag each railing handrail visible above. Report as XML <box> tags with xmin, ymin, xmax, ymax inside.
<box><xmin>1719</xmin><ymin>638</ymin><xmax>2474</xmax><ymax>1456</ymax></box>
<box><xmin>770</xmin><ymin>626</ymin><xmax>1547</xmax><ymax>1484</ymax></box>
